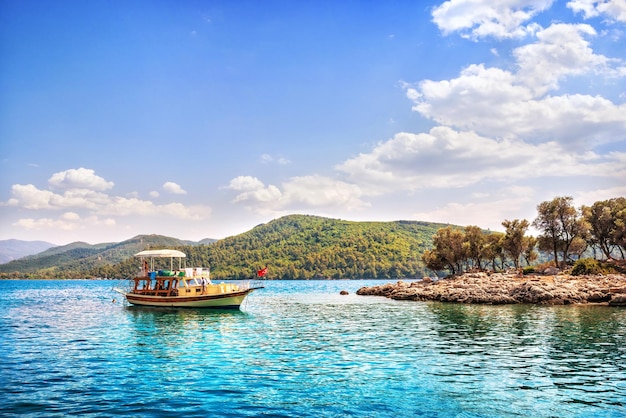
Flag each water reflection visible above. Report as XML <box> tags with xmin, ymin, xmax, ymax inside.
<box><xmin>2</xmin><ymin>280</ymin><xmax>625</xmax><ymax>417</ymax></box>
<box><xmin>125</xmin><ymin>307</ymin><xmax>250</xmax><ymax>356</ymax></box>
<box><xmin>542</xmin><ymin>306</ymin><xmax>626</xmax><ymax>410</ymax></box>
<box><xmin>423</xmin><ymin>302</ymin><xmax>626</xmax><ymax>414</ymax></box>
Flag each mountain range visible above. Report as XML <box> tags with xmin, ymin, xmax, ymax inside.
<box><xmin>0</xmin><ymin>239</ymin><xmax>57</xmax><ymax>264</ymax></box>
<box><xmin>0</xmin><ymin>215</ymin><xmax>450</xmax><ymax>280</ymax></box>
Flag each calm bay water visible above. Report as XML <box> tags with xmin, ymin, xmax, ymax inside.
<box><xmin>1</xmin><ymin>279</ymin><xmax>625</xmax><ymax>417</ymax></box>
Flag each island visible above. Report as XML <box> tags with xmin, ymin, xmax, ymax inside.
<box><xmin>356</xmin><ymin>272</ymin><xmax>626</xmax><ymax>306</ymax></box>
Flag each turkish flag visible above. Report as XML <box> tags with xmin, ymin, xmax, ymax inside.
<box><xmin>257</xmin><ymin>267</ymin><xmax>268</xmax><ymax>277</ymax></box>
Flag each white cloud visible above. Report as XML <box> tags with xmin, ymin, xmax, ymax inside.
<box><xmin>282</xmin><ymin>175</ymin><xmax>367</xmax><ymax>210</ymax></box>
<box><xmin>149</xmin><ymin>191</ymin><xmax>160</xmax><ymax>198</ymax></box>
<box><xmin>226</xmin><ymin>174</ymin><xmax>367</xmax><ymax>214</ymax></box>
<box><xmin>162</xmin><ymin>181</ymin><xmax>187</xmax><ymax>195</ymax></box>
<box><xmin>4</xmin><ymin>168</ymin><xmax>211</xmax><ymax>224</ymax></box>
<box><xmin>573</xmin><ymin>183</ymin><xmax>626</xmax><ymax>205</ymax></box>
<box><xmin>13</xmin><ymin>214</ymin><xmax>116</xmax><ymax>231</ymax></box>
<box><xmin>260</xmin><ymin>153</ymin><xmax>291</xmax><ymax>165</ymax></box>
<box><xmin>96</xmin><ymin>196</ymin><xmax>210</xmax><ymax>220</ymax></box>
<box><xmin>61</xmin><ymin>211</ymin><xmax>80</xmax><ymax>221</ymax></box>
<box><xmin>5</xmin><ymin>184</ymin><xmax>56</xmax><ymax>209</ymax></box>
<box><xmin>405</xmin><ymin>23</ymin><xmax>626</xmax><ymax>150</ymax></box>
<box><xmin>413</xmin><ymin>191</ymin><xmax>537</xmax><ymax>232</ymax></box>
<box><xmin>568</xmin><ymin>0</ymin><xmax>602</xmax><ymax>17</ymax></box>
<box><xmin>14</xmin><ymin>217</ymin><xmax>79</xmax><ymax>231</ymax></box>
<box><xmin>224</xmin><ymin>7</ymin><xmax>626</xmax><ymax>224</ymax></box>
<box><xmin>48</xmin><ymin>168</ymin><xmax>114</xmax><ymax>191</ymax></box>
<box><xmin>53</xmin><ymin>189</ymin><xmax>111</xmax><ymax>209</ymax></box>
<box><xmin>514</xmin><ymin>23</ymin><xmax>616</xmax><ymax>95</ymax></box>
<box><xmin>160</xmin><ymin>203</ymin><xmax>210</xmax><ymax>221</ymax></box>
<box><xmin>227</xmin><ymin>176</ymin><xmax>283</xmax><ymax>205</ymax></box>
<box><xmin>336</xmin><ymin>127</ymin><xmax>626</xmax><ymax>192</ymax></box>
<box><xmin>567</xmin><ymin>0</ymin><xmax>626</xmax><ymax>22</ymax></box>
<box><xmin>97</xmin><ymin>197</ymin><xmax>159</xmax><ymax>217</ymax></box>
<box><xmin>5</xmin><ymin>184</ymin><xmax>113</xmax><ymax>211</ymax></box>
<box><xmin>408</xmin><ymin>64</ymin><xmax>530</xmax><ymax>129</ymax></box>
<box><xmin>431</xmin><ymin>0</ymin><xmax>553</xmax><ymax>40</ymax></box>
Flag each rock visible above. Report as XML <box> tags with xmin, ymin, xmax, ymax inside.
<box><xmin>356</xmin><ymin>272</ymin><xmax>626</xmax><ymax>305</ymax></box>
<box><xmin>587</xmin><ymin>292</ymin><xmax>611</xmax><ymax>303</ymax></box>
<box><xmin>339</xmin><ymin>290</ymin><xmax>349</xmax><ymax>295</ymax></box>
<box><xmin>609</xmin><ymin>294</ymin><xmax>626</xmax><ymax>306</ymax></box>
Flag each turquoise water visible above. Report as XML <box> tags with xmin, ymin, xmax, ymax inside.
<box><xmin>1</xmin><ymin>279</ymin><xmax>625</xmax><ymax>417</ymax></box>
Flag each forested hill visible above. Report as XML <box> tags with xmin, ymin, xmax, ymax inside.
<box><xmin>0</xmin><ymin>235</ymin><xmax>203</xmax><ymax>278</ymax></box>
<box><xmin>108</xmin><ymin>215</ymin><xmax>451</xmax><ymax>280</ymax></box>
<box><xmin>1</xmin><ymin>215</ymin><xmax>452</xmax><ymax>280</ymax></box>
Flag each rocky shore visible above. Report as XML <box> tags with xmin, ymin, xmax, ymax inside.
<box><xmin>356</xmin><ymin>272</ymin><xmax>626</xmax><ymax>306</ymax></box>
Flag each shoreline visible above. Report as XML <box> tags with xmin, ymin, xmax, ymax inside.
<box><xmin>356</xmin><ymin>272</ymin><xmax>626</xmax><ymax>306</ymax></box>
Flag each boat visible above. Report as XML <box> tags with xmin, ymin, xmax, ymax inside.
<box><xmin>114</xmin><ymin>249</ymin><xmax>264</xmax><ymax>309</ymax></box>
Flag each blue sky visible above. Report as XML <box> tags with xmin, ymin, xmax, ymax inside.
<box><xmin>1</xmin><ymin>0</ymin><xmax>625</xmax><ymax>245</ymax></box>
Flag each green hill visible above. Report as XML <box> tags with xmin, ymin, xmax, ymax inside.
<box><xmin>199</xmin><ymin>215</ymin><xmax>449</xmax><ymax>279</ymax></box>
<box><xmin>109</xmin><ymin>215</ymin><xmax>450</xmax><ymax>280</ymax></box>
<box><xmin>0</xmin><ymin>215</ymin><xmax>452</xmax><ymax>280</ymax></box>
<box><xmin>0</xmin><ymin>234</ymin><xmax>195</xmax><ymax>279</ymax></box>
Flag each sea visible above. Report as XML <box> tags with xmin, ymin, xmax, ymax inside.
<box><xmin>1</xmin><ymin>279</ymin><xmax>625</xmax><ymax>417</ymax></box>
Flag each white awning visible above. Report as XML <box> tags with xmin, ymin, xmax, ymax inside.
<box><xmin>134</xmin><ymin>249</ymin><xmax>186</xmax><ymax>258</ymax></box>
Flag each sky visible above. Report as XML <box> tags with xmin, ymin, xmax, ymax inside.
<box><xmin>1</xmin><ymin>0</ymin><xmax>625</xmax><ymax>246</ymax></box>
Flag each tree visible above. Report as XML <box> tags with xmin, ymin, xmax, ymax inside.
<box><xmin>483</xmin><ymin>232</ymin><xmax>505</xmax><ymax>271</ymax></box>
<box><xmin>422</xmin><ymin>249</ymin><xmax>446</xmax><ymax>274</ymax></box>
<box><xmin>430</xmin><ymin>226</ymin><xmax>467</xmax><ymax>274</ymax></box>
<box><xmin>614</xmin><ymin>200</ymin><xmax>626</xmax><ymax>259</ymax></box>
<box><xmin>533</xmin><ymin>196</ymin><xmax>587</xmax><ymax>268</ymax></box>
<box><xmin>569</xmin><ymin>236</ymin><xmax>588</xmax><ymax>261</ymax></box>
<box><xmin>522</xmin><ymin>235</ymin><xmax>538</xmax><ymax>266</ymax></box>
<box><xmin>464</xmin><ymin>225</ymin><xmax>485</xmax><ymax>270</ymax></box>
<box><xmin>582</xmin><ymin>197</ymin><xmax>626</xmax><ymax>260</ymax></box>
<box><xmin>501</xmin><ymin>219</ymin><xmax>530</xmax><ymax>269</ymax></box>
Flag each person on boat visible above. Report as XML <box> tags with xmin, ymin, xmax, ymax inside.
<box><xmin>143</xmin><ymin>260</ymin><xmax>149</xmax><ymax>276</ymax></box>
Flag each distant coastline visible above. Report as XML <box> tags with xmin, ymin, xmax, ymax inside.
<box><xmin>357</xmin><ymin>272</ymin><xmax>626</xmax><ymax>306</ymax></box>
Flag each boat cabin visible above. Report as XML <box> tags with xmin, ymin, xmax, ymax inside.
<box><xmin>131</xmin><ymin>249</ymin><xmax>240</xmax><ymax>297</ymax></box>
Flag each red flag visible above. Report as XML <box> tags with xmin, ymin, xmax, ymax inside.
<box><xmin>257</xmin><ymin>267</ymin><xmax>268</xmax><ymax>277</ymax></box>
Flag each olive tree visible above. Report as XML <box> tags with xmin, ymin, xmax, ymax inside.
<box><xmin>522</xmin><ymin>235</ymin><xmax>538</xmax><ymax>266</ymax></box>
<box><xmin>501</xmin><ymin>219</ymin><xmax>531</xmax><ymax>269</ymax></box>
<box><xmin>532</xmin><ymin>196</ymin><xmax>587</xmax><ymax>268</ymax></box>
<box><xmin>582</xmin><ymin>197</ymin><xmax>626</xmax><ymax>260</ymax></box>
<box><xmin>429</xmin><ymin>226</ymin><xmax>467</xmax><ymax>274</ymax></box>
<box><xmin>483</xmin><ymin>232</ymin><xmax>505</xmax><ymax>271</ymax></box>
<box><xmin>464</xmin><ymin>225</ymin><xmax>485</xmax><ymax>270</ymax></box>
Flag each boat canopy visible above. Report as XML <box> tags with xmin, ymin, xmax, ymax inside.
<box><xmin>135</xmin><ymin>249</ymin><xmax>186</xmax><ymax>258</ymax></box>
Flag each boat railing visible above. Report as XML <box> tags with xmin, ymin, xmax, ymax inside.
<box><xmin>129</xmin><ymin>269</ymin><xmax>263</xmax><ymax>296</ymax></box>
<box><xmin>223</xmin><ymin>279</ymin><xmax>264</xmax><ymax>291</ymax></box>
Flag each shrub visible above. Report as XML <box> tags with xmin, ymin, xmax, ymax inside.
<box><xmin>533</xmin><ymin>261</ymin><xmax>556</xmax><ymax>274</ymax></box>
<box><xmin>571</xmin><ymin>258</ymin><xmax>601</xmax><ymax>276</ymax></box>
<box><xmin>522</xmin><ymin>266</ymin><xmax>535</xmax><ymax>275</ymax></box>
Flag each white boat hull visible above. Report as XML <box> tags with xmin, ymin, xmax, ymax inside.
<box><xmin>120</xmin><ymin>249</ymin><xmax>265</xmax><ymax>309</ymax></box>
<box><xmin>123</xmin><ymin>288</ymin><xmax>258</xmax><ymax>309</ymax></box>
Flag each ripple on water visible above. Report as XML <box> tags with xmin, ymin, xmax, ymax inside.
<box><xmin>0</xmin><ymin>280</ymin><xmax>625</xmax><ymax>417</ymax></box>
